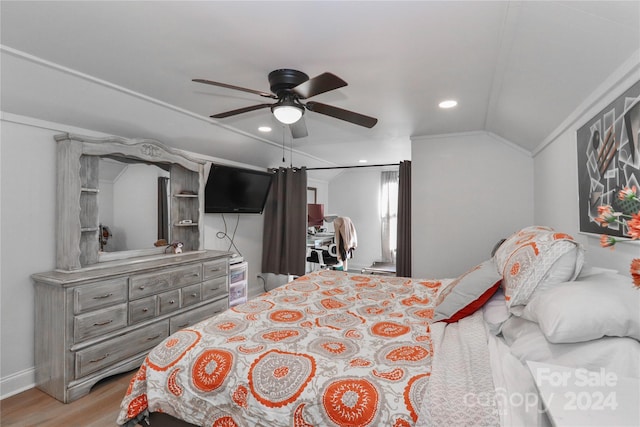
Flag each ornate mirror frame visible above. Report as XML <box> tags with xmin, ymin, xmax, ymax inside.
<box><xmin>55</xmin><ymin>133</ymin><xmax>206</xmax><ymax>271</ymax></box>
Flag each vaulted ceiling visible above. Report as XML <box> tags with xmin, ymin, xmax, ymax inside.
<box><xmin>2</xmin><ymin>1</ymin><xmax>639</xmax><ymax>171</ymax></box>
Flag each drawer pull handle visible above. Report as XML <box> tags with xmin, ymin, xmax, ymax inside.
<box><xmin>142</xmin><ymin>308</ymin><xmax>149</xmax><ymax>312</ymax></box>
<box><xmin>146</xmin><ymin>334</ymin><xmax>160</xmax><ymax>341</ymax></box>
<box><xmin>138</xmin><ymin>285</ymin><xmax>145</xmax><ymax>290</ymax></box>
<box><xmin>169</xmin><ymin>300</ymin><xmax>176</xmax><ymax>304</ymax></box>
<box><xmin>178</xmin><ymin>322</ymin><xmax>189</xmax><ymax>328</ymax></box>
<box><xmin>209</xmin><ymin>267</ymin><xmax>220</xmax><ymax>272</ymax></box>
<box><xmin>93</xmin><ymin>293</ymin><xmax>113</xmax><ymax>300</ymax></box>
<box><xmin>93</xmin><ymin>320</ymin><xmax>113</xmax><ymax>326</ymax></box>
<box><xmin>209</xmin><ymin>286</ymin><xmax>220</xmax><ymax>291</ymax></box>
<box><xmin>191</xmin><ymin>293</ymin><xmax>198</xmax><ymax>297</ymax></box>
<box><xmin>89</xmin><ymin>353</ymin><xmax>109</xmax><ymax>363</ymax></box>
<box><xmin>191</xmin><ymin>273</ymin><xmax>200</xmax><ymax>277</ymax></box>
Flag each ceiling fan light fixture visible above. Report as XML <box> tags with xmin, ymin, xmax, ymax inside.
<box><xmin>272</xmin><ymin>102</ymin><xmax>304</xmax><ymax>124</ymax></box>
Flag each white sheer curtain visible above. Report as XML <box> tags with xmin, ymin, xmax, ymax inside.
<box><xmin>380</xmin><ymin>170</ymin><xmax>399</xmax><ymax>263</ymax></box>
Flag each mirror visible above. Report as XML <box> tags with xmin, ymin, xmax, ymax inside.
<box><xmin>98</xmin><ymin>157</ymin><xmax>170</xmax><ymax>252</ymax></box>
<box><xmin>55</xmin><ymin>133</ymin><xmax>205</xmax><ymax>271</ymax></box>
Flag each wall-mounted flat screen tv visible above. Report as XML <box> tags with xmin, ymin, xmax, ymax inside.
<box><xmin>204</xmin><ymin>164</ymin><xmax>273</xmax><ymax>214</ymax></box>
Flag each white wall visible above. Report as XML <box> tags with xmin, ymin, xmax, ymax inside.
<box><xmin>533</xmin><ymin>58</ymin><xmax>640</xmax><ymax>274</ymax></box>
<box><xmin>203</xmin><ymin>213</ymin><xmax>265</xmax><ymax>298</ymax></box>
<box><xmin>411</xmin><ymin>132</ymin><xmax>534</xmax><ymax>278</ymax></box>
<box><xmin>1</xmin><ymin>120</ymin><xmax>61</xmax><ymax>397</ymax></box>
<box><xmin>328</xmin><ymin>168</ymin><xmax>387</xmax><ymax>271</ymax></box>
<box><xmin>112</xmin><ymin>164</ymin><xmax>168</xmax><ymax>251</ymax></box>
<box><xmin>307</xmin><ymin>176</ymin><xmax>329</xmax><ymax>210</ymax></box>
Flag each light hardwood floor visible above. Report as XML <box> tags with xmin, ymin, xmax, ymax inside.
<box><xmin>1</xmin><ymin>370</ymin><xmax>136</xmax><ymax>427</ymax></box>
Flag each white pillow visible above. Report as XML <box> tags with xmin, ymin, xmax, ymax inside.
<box><xmin>500</xmin><ymin>316</ymin><xmax>640</xmax><ymax>378</ymax></box>
<box><xmin>576</xmin><ymin>265</ymin><xmax>618</xmax><ymax>279</ymax></box>
<box><xmin>481</xmin><ymin>288</ymin><xmax>510</xmax><ymax>335</ymax></box>
<box><xmin>534</xmin><ymin>249</ymin><xmax>581</xmax><ymax>294</ymax></box>
<box><xmin>520</xmin><ymin>272</ymin><xmax>640</xmax><ymax>343</ymax></box>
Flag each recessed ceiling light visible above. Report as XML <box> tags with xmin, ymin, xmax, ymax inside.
<box><xmin>358</xmin><ymin>159</ymin><xmax>368</xmax><ymax>163</ymax></box>
<box><xmin>258</xmin><ymin>126</ymin><xmax>272</xmax><ymax>132</ymax></box>
<box><xmin>439</xmin><ymin>100</ymin><xmax>457</xmax><ymax>109</ymax></box>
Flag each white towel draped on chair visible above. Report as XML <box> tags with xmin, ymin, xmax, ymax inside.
<box><xmin>332</xmin><ymin>216</ymin><xmax>357</xmax><ymax>270</ymax></box>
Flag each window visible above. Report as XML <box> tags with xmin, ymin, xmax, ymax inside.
<box><xmin>380</xmin><ymin>170</ymin><xmax>399</xmax><ymax>263</ymax></box>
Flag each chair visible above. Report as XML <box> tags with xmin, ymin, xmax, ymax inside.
<box><xmin>306</xmin><ymin>215</ymin><xmax>356</xmax><ymax>271</ymax></box>
<box><xmin>306</xmin><ymin>243</ymin><xmax>340</xmax><ymax>269</ymax></box>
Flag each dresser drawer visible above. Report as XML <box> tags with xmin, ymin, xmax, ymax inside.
<box><xmin>158</xmin><ymin>289</ymin><xmax>181</xmax><ymax>315</ymax></box>
<box><xmin>74</xmin><ymin>303</ymin><xmax>127</xmax><ymax>342</ymax></box>
<box><xmin>170</xmin><ymin>298</ymin><xmax>228</xmax><ymax>334</ymax></box>
<box><xmin>75</xmin><ymin>321</ymin><xmax>168</xmax><ymax>378</ymax></box>
<box><xmin>129</xmin><ymin>295</ymin><xmax>157</xmax><ymax>324</ymax></box>
<box><xmin>202</xmin><ymin>276</ymin><xmax>228</xmax><ymax>300</ymax></box>
<box><xmin>203</xmin><ymin>258</ymin><xmax>228</xmax><ymax>279</ymax></box>
<box><xmin>74</xmin><ymin>278</ymin><xmax>128</xmax><ymax>314</ymax></box>
<box><xmin>181</xmin><ymin>283</ymin><xmax>202</xmax><ymax>308</ymax></box>
<box><xmin>129</xmin><ymin>264</ymin><xmax>202</xmax><ymax>299</ymax></box>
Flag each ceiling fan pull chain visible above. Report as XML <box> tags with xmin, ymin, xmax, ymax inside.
<box><xmin>282</xmin><ymin>125</ymin><xmax>286</xmax><ymax>163</ymax></box>
<box><xmin>290</xmin><ymin>131</ymin><xmax>293</xmax><ymax>168</ymax></box>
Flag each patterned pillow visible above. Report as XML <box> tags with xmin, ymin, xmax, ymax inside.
<box><xmin>493</xmin><ymin>226</ymin><xmax>584</xmax><ymax>309</ymax></box>
<box><xmin>433</xmin><ymin>259</ymin><xmax>502</xmax><ymax>323</ymax></box>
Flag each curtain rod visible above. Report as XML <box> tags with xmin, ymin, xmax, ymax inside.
<box><xmin>306</xmin><ymin>163</ymin><xmax>400</xmax><ymax>171</ymax></box>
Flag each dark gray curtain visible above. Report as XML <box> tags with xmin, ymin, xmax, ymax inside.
<box><xmin>262</xmin><ymin>167</ymin><xmax>307</xmax><ymax>276</ymax></box>
<box><xmin>396</xmin><ymin>161</ymin><xmax>412</xmax><ymax>277</ymax></box>
<box><xmin>157</xmin><ymin>177</ymin><xmax>169</xmax><ymax>241</ymax></box>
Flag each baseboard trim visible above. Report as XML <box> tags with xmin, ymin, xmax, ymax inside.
<box><xmin>0</xmin><ymin>367</ymin><xmax>35</xmax><ymax>400</ymax></box>
<box><xmin>346</xmin><ymin>263</ymin><xmax>368</xmax><ymax>272</ymax></box>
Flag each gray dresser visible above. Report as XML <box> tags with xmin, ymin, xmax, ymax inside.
<box><xmin>32</xmin><ymin>250</ymin><xmax>230</xmax><ymax>403</ymax></box>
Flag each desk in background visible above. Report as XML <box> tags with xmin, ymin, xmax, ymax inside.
<box><xmin>306</xmin><ymin>233</ymin><xmax>334</xmax><ymax>248</ymax></box>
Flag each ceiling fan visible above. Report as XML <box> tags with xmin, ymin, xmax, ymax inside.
<box><xmin>193</xmin><ymin>69</ymin><xmax>378</xmax><ymax>138</ymax></box>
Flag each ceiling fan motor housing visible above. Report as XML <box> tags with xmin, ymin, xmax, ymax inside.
<box><xmin>268</xmin><ymin>69</ymin><xmax>309</xmax><ymax>97</ymax></box>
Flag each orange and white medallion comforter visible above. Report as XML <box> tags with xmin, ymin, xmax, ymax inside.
<box><xmin>117</xmin><ymin>270</ymin><xmax>453</xmax><ymax>426</ymax></box>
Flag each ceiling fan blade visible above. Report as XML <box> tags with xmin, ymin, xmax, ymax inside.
<box><xmin>193</xmin><ymin>79</ymin><xmax>277</xmax><ymax>99</ymax></box>
<box><xmin>305</xmin><ymin>101</ymin><xmax>378</xmax><ymax>128</ymax></box>
<box><xmin>290</xmin><ymin>117</ymin><xmax>308</xmax><ymax>139</ymax></box>
<box><xmin>210</xmin><ymin>103</ymin><xmax>273</xmax><ymax>119</ymax></box>
<box><xmin>292</xmin><ymin>72</ymin><xmax>347</xmax><ymax>99</ymax></box>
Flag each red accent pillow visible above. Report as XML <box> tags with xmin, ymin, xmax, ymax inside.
<box><xmin>433</xmin><ymin>259</ymin><xmax>502</xmax><ymax>323</ymax></box>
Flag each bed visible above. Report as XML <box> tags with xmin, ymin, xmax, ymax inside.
<box><xmin>117</xmin><ymin>226</ymin><xmax>640</xmax><ymax>427</ymax></box>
